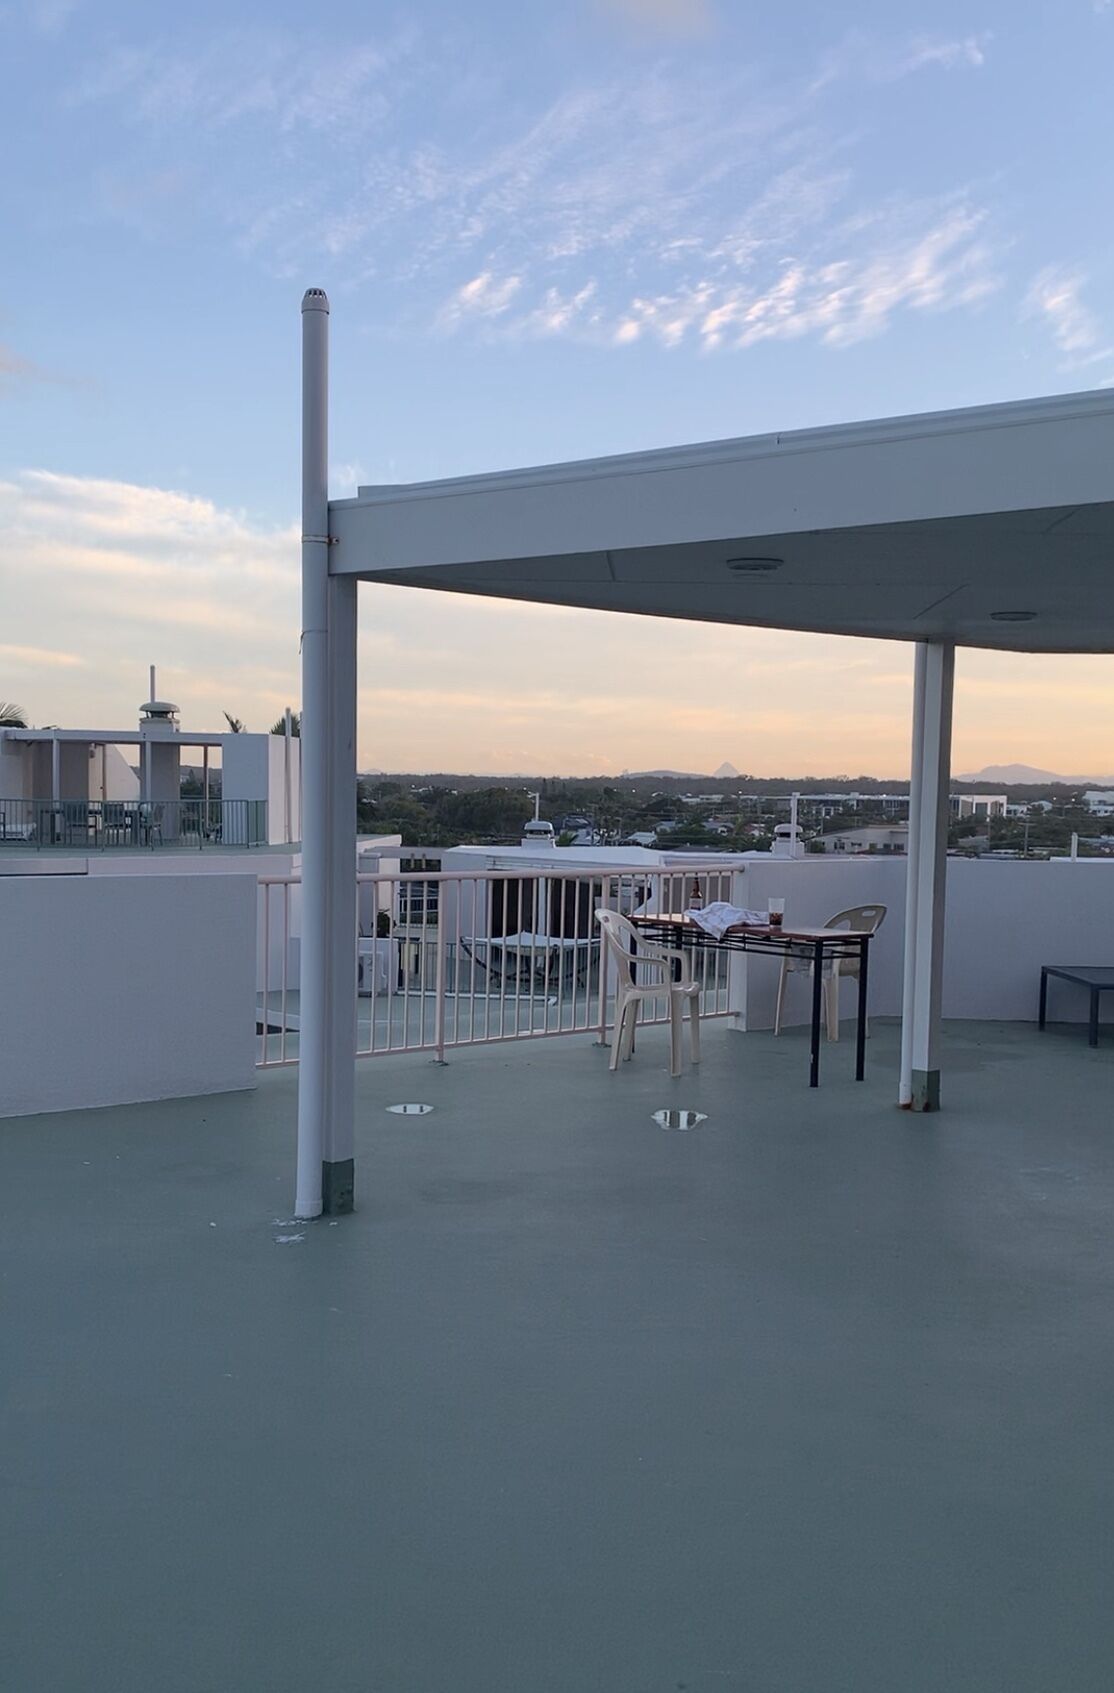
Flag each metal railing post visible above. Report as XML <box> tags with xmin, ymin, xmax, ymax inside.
<box><xmin>432</xmin><ymin>885</ymin><xmax>449</xmax><ymax>1065</ymax></box>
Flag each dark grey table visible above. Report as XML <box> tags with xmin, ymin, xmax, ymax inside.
<box><xmin>633</xmin><ymin>914</ymin><xmax>871</xmax><ymax>1088</ymax></box>
<box><xmin>1038</xmin><ymin>965</ymin><xmax>1114</xmax><ymax>1047</ymax></box>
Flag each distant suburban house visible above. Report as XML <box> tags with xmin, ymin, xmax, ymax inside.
<box><xmin>950</xmin><ymin>793</ymin><xmax>1007</xmax><ymax>819</ymax></box>
<box><xmin>1082</xmin><ymin>790</ymin><xmax>1114</xmax><ymax>816</ymax></box>
<box><xmin>822</xmin><ymin>823</ymin><xmax>909</xmax><ymax>855</ymax></box>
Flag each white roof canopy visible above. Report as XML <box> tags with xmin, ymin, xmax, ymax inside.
<box><xmin>331</xmin><ymin>388</ymin><xmax>1114</xmax><ymax>654</ymax></box>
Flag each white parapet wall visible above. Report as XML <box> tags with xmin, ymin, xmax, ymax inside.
<box><xmin>0</xmin><ymin>871</ymin><xmax>257</xmax><ymax>1118</ymax></box>
<box><xmin>726</xmin><ymin>855</ymin><xmax>1114</xmax><ymax>1031</ymax></box>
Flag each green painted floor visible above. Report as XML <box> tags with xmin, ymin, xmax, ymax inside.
<box><xmin>3</xmin><ymin>1020</ymin><xmax>1114</xmax><ymax>1692</ymax></box>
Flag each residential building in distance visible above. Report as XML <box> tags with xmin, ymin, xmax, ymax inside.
<box><xmin>950</xmin><ymin>793</ymin><xmax>1007</xmax><ymax>819</ymax></box>
<box><xmin>821</xmin><ymin>823</ymin><xmax>910</xmax><ymax>854</ymax></box>
<box><xmin>0</xmin><ymin>688</ymin><xmax>301</xmax><ymax>847</ymax></box>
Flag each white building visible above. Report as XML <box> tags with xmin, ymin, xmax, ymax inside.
<box><xmin>950</xmin><ymin>793</ymin><xmax>1007</xmax><ymax>819</ymax></box>
<box><xmin>821</xmin><ymin>823</ymin><xmax>909</xmax><ymax>854</ymax></box>
<box><xmin>0</xmin><ymin>695</ymin><xmax>301</xmax><ymax>847</ymax></box>
<box><xmin>1082</xmin><ymin>790</ymin><xmax>1114</xmax><ymax>815</ymax></box>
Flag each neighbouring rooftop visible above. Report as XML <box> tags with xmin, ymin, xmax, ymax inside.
<box><xmin>3</xmin><ymin>1019</ymin><xmax>1114</xmax><ymax>1692</ymax></box>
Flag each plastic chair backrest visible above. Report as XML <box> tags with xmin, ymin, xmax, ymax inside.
<box><xmin>825</xmin><ymin>903</ymin><xmax>886</xmax><ymax>934</ymax></box>
<box><xmin>596</xmin><ymin>908</ymin><xmax>646</xmax><ymax>989</ymax></box>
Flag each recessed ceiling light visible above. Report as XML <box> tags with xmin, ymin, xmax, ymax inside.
<box><xmin>990</xmin><ymin>610</ymin><xmax>1036</xmax><ymax>622</ymax></box>
<box><xmin>726</xmin><ymin>556</ymin><xmax>782</xmax><ymax>573</ymax></box>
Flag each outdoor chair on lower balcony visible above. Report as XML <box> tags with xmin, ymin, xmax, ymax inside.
<box><xmin>596</xmin><ymin>907</ymin><xmax>701</xmax><ymax>1078</ymax></box>
<box><xmin>774</xmin><ymin>903</ymin><xmax>887</xmax><ymax>1042</ymax></box>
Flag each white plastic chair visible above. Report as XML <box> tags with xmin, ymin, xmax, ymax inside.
<box><xmin>596</xmin><ymin>908</ymin><xmax>701</xmax><ymax>1078</ymax></box>
<box><xmin>773</xmin><ymin>904</ymin><xmax>886</xmax><ymax>1042</ymax></box>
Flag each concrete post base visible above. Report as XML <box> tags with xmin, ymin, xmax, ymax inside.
<box><xmin>910</xmin><ymin>1069</ymin><xmax>940</xmax><ymax>1112</ymax></box>
<box><xmin>321</xmin><ymin>1158</ymin><xmax>355</xmax><ymax>1215</ymax></box>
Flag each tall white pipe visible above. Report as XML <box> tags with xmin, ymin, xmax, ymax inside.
<box><xmin>295</xmin><ymin>287</ymin><xmax>331</xmax><ymax>1220</ymax></box>
<box><xmin>899</xmin><ymin>643</ymin><xmax>927</xmax><ymax>1106</ymax></box>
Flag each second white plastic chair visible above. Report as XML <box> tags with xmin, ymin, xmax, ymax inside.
<box><xmin>596</xmin><ymin>908</ymin><xmax>701</xmax><ymax>1078</ymax></box>
<box><xmin>773</xmin><ymin>903</ymin><xmax>886</xmax><ymax>1042</ymax></box>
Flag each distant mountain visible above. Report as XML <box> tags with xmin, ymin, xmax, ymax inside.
<box><xmin>959</xmin><ymin>764</ymin><xmax>1114</xmax><ymax>786</ymax></box>
<box><xmin>713</xmin><ymin>761</ymin><xmax>740</xmax><ymax>779</ymax></box>
<box><xmin>621</xmin><ymin>769</ymin><xmax>706</xmax><ymax>780</ymax></box>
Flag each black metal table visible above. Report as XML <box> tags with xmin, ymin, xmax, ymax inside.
<box><xmin>632</xmin><ymin>914</ymin><xmax>872</xmax><ymax>1088</ymax></box>
<box><xmin>1038</xmin><ymin>965</ymin><xmax>1114</xmax><ymax>1048</ymax></box>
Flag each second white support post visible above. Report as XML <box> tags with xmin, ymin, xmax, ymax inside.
<box><xmin>901</xmin><ymin>640</ymin><xmax>955</xmax><ymax>1112</ymax></box>
<box><xmin>899</xmin><ymin>645</ymin><xmax>927</xmax><ymax>1106</ymax></box>
<box><xmin>323</xmin><ymin>571</ymin><xmax>357</xmax><ymax>1212</ymax></box>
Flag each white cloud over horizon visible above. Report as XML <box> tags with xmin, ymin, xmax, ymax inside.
<box><xmin>4</xmin><ymin>466</ymin><xmax>1114</xmax><ymax>778</ymax></box>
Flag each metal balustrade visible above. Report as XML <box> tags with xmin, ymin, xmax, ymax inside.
<box><xmin>256</xmin><ymin>865</ymin><xmax>735</xmax><ymax>1067</ymax></box>
<box><xmin>0</xmin><ymin>798</ymin><xmax>268</xmax><ymax>848</ymax></box>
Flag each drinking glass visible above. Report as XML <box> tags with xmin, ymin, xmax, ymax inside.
<box><xmin>767</xmin><ymin>897</ymin><xmax>785</xmax><ymax>929</ymax></box>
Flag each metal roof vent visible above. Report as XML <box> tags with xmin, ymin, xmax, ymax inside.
<box><xmin>139</xmin><ymin>700</ymin><xmax>180</xmax><ymax>726</ymax></box>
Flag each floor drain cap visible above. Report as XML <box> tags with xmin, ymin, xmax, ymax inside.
<box><xmin>387</xmin><ymin>1102</ymin><xmax>434</xmax><ymax>1116</ymax></box>
<box><xmin>652</xmin><ymin>1109</ymin><xmax>707</xmax><ymax>1131</ymax></box>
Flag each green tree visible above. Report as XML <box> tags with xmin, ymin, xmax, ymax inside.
<box><xmin>0</xmin><ymin>702</ymin><xmax>28</xmax><ymax>728</ymax></box>
<box><xmin>270</xmin><ymin>712</ymin><xmax>301</xmax><ymax>735</ymax></box>
<box><xmin>223</xmin><ymin>712</ymin><xmax>245</xmax><ymax>733</ymax></box>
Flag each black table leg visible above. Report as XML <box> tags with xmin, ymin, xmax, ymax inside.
<box><xmin>810</xmin><ymin>939</ymin><xmax>824</xmax><ymax>1087</ymax></box>
<box><xmin>1090</xmin><ymin>989</ymin><xmax>1099</xmax><ymax>1048</ymax></box>
<box><xmin>855</xmin><ymin>937</ymin><xmax>869</xmax><ymax>1081</ymax></box>
<box><xmin>1039</xmin><ymin>968</ymin><xmax>1048</xmax><ymax>1029</ymax></box>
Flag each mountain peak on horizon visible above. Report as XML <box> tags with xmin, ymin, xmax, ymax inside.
<box><xmin>958</xmin><ymin>763</ymin><xmax>1114</xmax><ymax>786</ymax></box>
<box><xmin>713</xmin><ymin>761</ymin><xmax>740</xmax><ymax>780</ymax></box>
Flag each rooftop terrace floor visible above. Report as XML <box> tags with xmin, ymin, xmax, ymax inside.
<box><xmin>3</xmin><ymin>1021</ymin><xmax>1114</xmax><ymax>1692</ymax></box>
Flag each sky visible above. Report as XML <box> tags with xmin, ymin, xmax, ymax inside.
<box><xmin>2</xmin><ymin>0</ymin><xmax>1113</xmax><ymax>777</ymax></box>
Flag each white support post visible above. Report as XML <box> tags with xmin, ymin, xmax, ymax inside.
<box><xmin>283</xmin><ymin>708</ymin><xmax>293</xmax><ymax>845</ymax></box>
<box><xmin>899</xmin><ymin>644</ymin><xmax>927</xmax><ymax>1106</ymax></box>
<box><xmin>295</xmin><ymin>287</ymin><xmax>332</xmax><ymax>1219</ymax></box>
<box><xmin>50</xmin><ymin>731</ymin><xmax>60</xmax><ymax>806</ymax></box>
<box><xmin>323</xmin><ymin>571</ymin><xmax>357</xmax><ymax>1212</ymax></box>
<box><xmin>903</xmin><ymin>640</ymin><xmax>955</xmax><ymax>1112</ymax></box>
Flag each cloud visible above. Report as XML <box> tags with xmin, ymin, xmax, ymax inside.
<box><xmin>892</xmin><ymin>34</ymin><xmax>990</xmax><ymax>74</ymax></box>
<box><xmin>598</xmin><ymin>0</ymin><xmax>717</xmax><ymax>37</ymax></box>
<box><xmin>438</xmin><ymin>271</ymin><xmax>523</xmax><ymax>329</ymax></box>
<box><xmin>6</xmin><ymin>470</ymin><xmax>1114</xmax><ymax>776</ymax></box>
<box><xmin>0</xmin><ymin>641</ymin><xmax>83</xmax><ymax>669</ymax></box>
<box><xmin>68</xmin><ymin>28</ymin><xmax>413</xmax><ymax>138</ymax></box>
<box><xmin>810</xmin><ymin>29</ymin><xmax>990</xmax><ymax>92</ymax></box>
<box><xmin>1023</xmin><ymin>266</ymin><xmax>1113</xmax><ymax>367</ymax></box>
<box><xmin>67</xmin><ymin>24</ymin><xmax>1000</xmax><ymax>362</ymax></box>
<box><xmin>1</xmin><ymin>343</ymin><xmax>54</xmax><ymax>386</ymax></box>
<box><xmin>0</xmin><ymin>470</ymin><xmax>301</xmax><ymax>730</ymax></box>
<box><xmin>23</xmin><ymin>0</ymin><xmax>80</xmax><ymax>35</ymax></box>
<box><xmin>465</xmin><ymin>195</ymin><xmax>998</xmax><ymax>352</ymax></box>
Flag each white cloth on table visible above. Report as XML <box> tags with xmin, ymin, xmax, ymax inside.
<box><xmin>687</xmin><ymin>901</ymin><xmax>768</xmax><ymax>940</ymax></box>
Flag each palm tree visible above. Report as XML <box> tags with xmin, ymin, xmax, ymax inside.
<box><xmin>223</xmin><ymin>712</ymin><xmax>245</xmax><ymax>733</ymax></box>
<box><xmin>0</xmin><ymin>702</ymin><xmax>28</xmax><ymax>728</ymax></box>
<box><xmin>270</xmin><ymin>712</ymin><xmax>301</xmax><ymax>736</ymax></box>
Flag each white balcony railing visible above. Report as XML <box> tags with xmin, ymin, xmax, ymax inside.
<box><xmin>256</xmin><ymin>865</ymin><xmax>735</xmax><ymax>1068</ymax></box>
<box><xmin>0</xmin><ymin>797</ymin><xmax>268</xmax><ymax>849</ymax></box>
